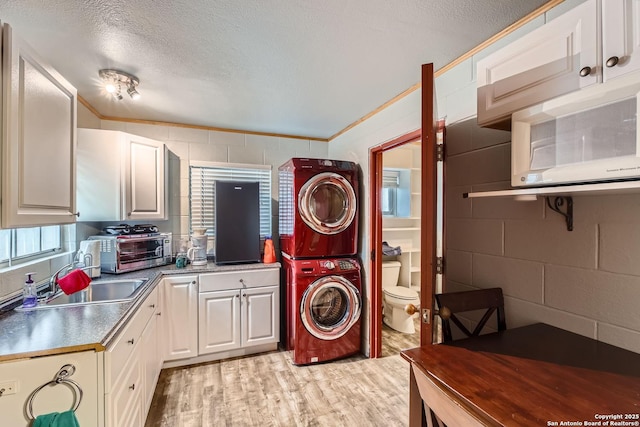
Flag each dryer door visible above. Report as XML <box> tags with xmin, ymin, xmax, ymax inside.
<box><xmin>298</xmin><ymin>172</ymin><xmax>357</xmax><ymax>235</ymax></box>
<box><xmin>300</xmin><ymin>275</ymin><xmax>361</xmax><ymax>340</ymax></box>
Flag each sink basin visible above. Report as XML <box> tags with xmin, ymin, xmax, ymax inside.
<box><xmin>17</xmin><ymin>278</ymin><xmax>148</xmax><ymax>310</ymax></box>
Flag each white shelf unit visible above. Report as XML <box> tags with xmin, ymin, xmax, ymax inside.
<box><xmin>382</xmin><ymin>142</ymin><xmax>422</xmax><ymax>289</ymax></box>
<box><xmin>382</xmin><ymin>222</ymin><xmax>421</xmax><ymax>288</ymax></box>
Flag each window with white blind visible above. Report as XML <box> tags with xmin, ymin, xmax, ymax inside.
<box><xmin>0</xmin><ymin>226</ymin><xmax>62</xmax><ymax>267</ymax></box>
<box><xmin>190</xmin><ymin>162</ymin><xmax>272</xmax><ymax>238</ymax></box>
<box><xmin>382</xmin><ymin>168</ymin><xmax>411</xmax><ymax>217</ymax></box>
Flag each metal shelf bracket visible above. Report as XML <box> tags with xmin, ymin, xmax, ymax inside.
<box><xmin>545</xmin><ymin>196</ymin><xmax>573</xmax><ymax>231</ymax></box>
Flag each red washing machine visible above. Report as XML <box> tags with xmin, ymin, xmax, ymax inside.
<box><xmin>282</xmin><ymin>256</ymin><xmax>362</xmax><ymax>365</ymax></box>
<box><xmin>279</xmin><ymin>158</ymin><xmax>359</xmax><ymax>259</ymax></box>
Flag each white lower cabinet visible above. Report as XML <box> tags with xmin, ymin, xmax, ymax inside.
<box><xmin>141</xmin><ymin>298</ymin><xmax>161</xmax><ymax>415</ymax></box>
<box><xmin>162</xmin><ymin>275</ymin><xmax>199</xmax><ymax>360</ymax></box>
<box><xmin>199</xmin><ymin>289</ymin><xmax>241</xmax><ymax>354</ymax></box>
<box><xmin>105</xmin><ymin>286</ymin><xmax>158</xmax><ymax>427</ymax></box>
<box><xmin>198</xmin><ymin>269</ymin><xmax>280</xmax><ymax>357</ymax></box>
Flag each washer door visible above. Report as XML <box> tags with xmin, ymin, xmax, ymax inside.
<box><xmin>300</xmin><ymin>276</ymin><xmax>361</xmax><ymax>340</ymax></box>
<box><xmin>298</xmin><ymin>172</ymin><xmax>357</xmax><ymax>235</ymax></box>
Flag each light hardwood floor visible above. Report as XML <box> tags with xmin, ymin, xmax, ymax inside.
<box><xmin>145</xmin><ymin>325</ymin><xmax>420</xmax><ymax>427</ymax></box>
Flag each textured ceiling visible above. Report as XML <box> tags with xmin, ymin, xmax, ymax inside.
<box><xmin>0</xmin><ymin>0</ymin><xmax>550</xmax><ymax>139</ymax></box>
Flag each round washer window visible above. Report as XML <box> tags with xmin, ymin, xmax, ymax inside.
<box><xmin>300</xmin><ymin>276</ymin><xmax>361</xmax><ymax>340</ymax></box>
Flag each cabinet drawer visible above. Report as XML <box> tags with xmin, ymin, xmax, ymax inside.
<box><xmin>107</xmin><ymin>288</ymin><xmax>157</xmax><ymax>387</ymax></box>
<box><xmin>199</xmin><ymin>268</ymin><xmax>279</xmax><ymax>292</ymax></box>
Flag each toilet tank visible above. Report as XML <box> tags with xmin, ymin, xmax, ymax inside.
<box><xmin>381</xmin><ymin>261</ymin><xmax>401</xmax><ymax>289</ymax></box>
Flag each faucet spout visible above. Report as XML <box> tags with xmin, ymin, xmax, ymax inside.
<box><xmin>49</xmin><ymin>264</ymin><xmax>73</xmax><ymax>296</ymax></box>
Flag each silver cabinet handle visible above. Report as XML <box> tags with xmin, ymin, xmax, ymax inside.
<box><xmin>127</xmin><ymin>338</ymin><xmax>135</xmax><ymax>345</ymax></box>
<box><xmin>149</xmin><ymin>304</ymin><xmax>155</xmax><ymax>309</ymax></box>
<box><xmin>129</xmin><ymin>384</ymin><xmax>135</xmax><ymax>391</ymax></box>
<box><xmin>606</xmin><ymin>56</ymin><xmax>619</xmax><ymax>67</ymax></box>
<box><xmin>579</xmin><ymin>66</ymin><xmax>592</xmax><ymax>77</ymax></box>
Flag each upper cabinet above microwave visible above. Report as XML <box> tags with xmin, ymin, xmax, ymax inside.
<box><xmin>2</xmin><ymin>23</ymin><xmax>78</xmax><ymax>228</ymax></box>
<box><xmin>76</xmin><ymin>129</ymin><xmax>168</xmax><ymax>222</ymax></box>
<box><xmin>477</xmin><ymin>0</ymin><xmax>640</xmax><ymax>129</ymax></box>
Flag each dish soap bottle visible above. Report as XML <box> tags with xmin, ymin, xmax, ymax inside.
<box><xmin>22</xmin><ymin>272</ymin><xmax>37</xmax><ymax>308</ymax></box>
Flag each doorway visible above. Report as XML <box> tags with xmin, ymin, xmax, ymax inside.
<box><xmin>369</xmin><ymin>63</ymin><xmax>436</xmax><ymax>358</ymax></box>
<box><xmin>369</xmin><ymin>131</ymin><xmax>421</xmax><ymax>357</ymax></box>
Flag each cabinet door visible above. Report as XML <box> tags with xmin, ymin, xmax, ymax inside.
<box><xmin>603</xmin><ymin>0</ymin><xmax>640</xmax><ymax>81</ymax></box>
<box><xmin>140</xmin><ymin>308</ymin><xmax>159</xmax><ymax>418</ymax></box>
<box><xmin>198</xmin><ymin>289</ymin><xmax>241</xmax><ymax>354</ymax></box>
<box><xmin>124</xmin><ymin>134</ymin><xmax>167</xmax><ymax>221</ymax></box>
<box><xmin>2</xmin><ymin>23</ymin><xmax>77</xmax><ymax>227</ymax></box>
<box><xmin>108</xmin><ymin>345</ymin><xmax>143</xmax><ymax>427</ymax></box>
<box><xmin>163</xmin><ymin>276</ymin><xmax>198</xmax><ymax>361</ymax></box>
<box><xmin>476</xmin><ymin>0</ymin><xmax>597</xmax><ymax>128</ymax></box>
<box><xmin>242</xmin><ymin>285</ymin><xmax>279</xmax><ymax>347</ymax></box>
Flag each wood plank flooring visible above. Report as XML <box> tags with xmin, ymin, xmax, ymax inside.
<box><xmin>145</xmin><ymin>324</ymin><xmax>419</xmax><ymax>427</ymax></box>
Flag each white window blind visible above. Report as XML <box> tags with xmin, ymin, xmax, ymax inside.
<box><xmin>0</xmin><ymin>226</ymin><xmax>62</xmax><ymax>267</ymax></box>
<box><xmin>190</xmin><ymin>162</ymin><xmax>272</xmax><ymax>238</ymax></box>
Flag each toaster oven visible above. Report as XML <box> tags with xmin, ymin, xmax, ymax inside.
<box><xmin>88</xmin><ymin>233</ymin><xmax>172</xmax><ymax>274</ymax></box>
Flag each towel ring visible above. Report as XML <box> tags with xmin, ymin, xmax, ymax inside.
<box><xmin>25</xmin><ymin>364</ymin><xmax>83</xmax><ymax>420</ymax></box>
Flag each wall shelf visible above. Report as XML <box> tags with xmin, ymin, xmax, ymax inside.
<box><xmin>463</xmin><ymin>180</ymin><xmax>640</xmax><ymax>199</ymax></box>
<box><xmin>463</xmin><ymin>181</ymin><xmax>640</xmax><ymax>232</ymax></box>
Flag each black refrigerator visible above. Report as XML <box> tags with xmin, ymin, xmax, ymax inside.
<box><xmin>214</xmin><ymin>181</ymin><xmax>261</xmax><ymax>264</ymax></box>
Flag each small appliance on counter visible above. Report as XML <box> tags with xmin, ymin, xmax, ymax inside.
<box><xmin>88</xmin><ymin>224</ymin><xmax>171</xmax><ymax>274</ymax></box>
<box><xmin>77</xmin><ymin>240</ymin><xmax>101</xmax><ymax>278</ymax></box>
<box><xmin>187</xmin><ymin>227</ymin><xmax>208</xmax><ymax>266</ymax></box>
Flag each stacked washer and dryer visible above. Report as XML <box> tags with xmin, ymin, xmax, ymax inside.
<box><xmin>278</xmin><ymin>158</ymin><xmax>362</xmax><ymax>365</ymax></box>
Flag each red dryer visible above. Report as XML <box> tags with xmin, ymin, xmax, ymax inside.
<box><xmin>282</xmin><ymin>256</ymin><xmax>362</xmax><ymax>365</ymax></box>
<box><xmin>278</xmin><ymin>158</ymin><xmax>359</xmax><ymax>259</ymax></box>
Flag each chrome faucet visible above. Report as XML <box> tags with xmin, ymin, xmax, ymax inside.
<box><xmin>48</xmin><ymin>263</ymin><xmax>73</xmax><ymax>296</ymax></box>
<box><xmin>47</xmin><ymin>260</ymin><xmax>101</xmax><ymax>297</ymax></box>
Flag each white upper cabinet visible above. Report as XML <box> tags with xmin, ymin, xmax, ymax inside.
<box><xmin>602</xmin><ymin>0</ymin><xmax>640</xmax><ymax>81</ymax></box>
<box><xmin>76</xmin><ymin>128</ymin><xmax>167</xmax><ymax>221</ymax></box>
<box><xmin>477</xmin><ymin>0</ymin><xmax>640</xmax><ymax>129</ymax></box>
<box><xmin>2</xmin><ymin>23</ymin><xmax>78</xmax><ymax>227</ymax></box>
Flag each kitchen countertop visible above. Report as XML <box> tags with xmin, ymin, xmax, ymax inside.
<box><xmin>0</xmin><ymin>261</ymin><xmax>281</xmax><ymax>363</ymax></box>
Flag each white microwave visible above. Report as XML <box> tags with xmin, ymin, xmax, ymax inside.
<box><xmin>511</xmin><ymin>72</ymin><xmax>640</xmax><ymax>187</ymax></box>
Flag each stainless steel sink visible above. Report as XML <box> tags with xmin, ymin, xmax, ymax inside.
<box><xmin>17</xmin><ymin>278</ymin><xmax>148</xmax><ymax>310</ymax></box>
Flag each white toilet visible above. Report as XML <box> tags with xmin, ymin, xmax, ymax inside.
<box><xmin>382</xmin><ymin>261</ymin><xmax>420</xmax><ymax>334</ymax></box>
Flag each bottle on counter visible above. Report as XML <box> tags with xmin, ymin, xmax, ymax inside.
<box><xmin>263</xmin><ymin>236</ymin><xmax>276</xmax><ymax>264</ymax></box>
<box><xmin>22</xmin><ymin>272</ymin><xmax>37</xmax><ymax>308</ymax></box>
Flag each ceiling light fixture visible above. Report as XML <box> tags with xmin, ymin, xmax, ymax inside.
<box><xmin>99</xmin><ymin>69</ymin><xmax>141</xmax><ymax>101</ymax></box>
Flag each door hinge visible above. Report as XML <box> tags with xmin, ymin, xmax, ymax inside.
<box><xmin>435</xmin><ymin>144</ymin><xmax>445</xmax><ymax>162</ymax></box>
<box><xmin>435</xmin><ymin>256</ymin><xmax>444</xmax><ymax>274</ymax></box>
<box><xmin>371</xmin><ymin>250</ymin><xmax>375</xmax><ymax>261</ymax></box>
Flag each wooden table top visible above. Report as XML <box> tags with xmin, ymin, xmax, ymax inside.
<box><xmin>401</xmin><ymin>323</ymin><xmax>640</xmax><ymax>426</ymax></box>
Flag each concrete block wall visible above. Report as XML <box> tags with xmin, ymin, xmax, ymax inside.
<box><xmin>446</xmin><ymin>117</ymin><xmax>640</xmax><ymax>354</ymax></box>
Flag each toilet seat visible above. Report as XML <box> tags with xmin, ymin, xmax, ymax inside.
<box><xmin>383</xmin><ymin>286</ymin><xmax>419</xmax><ymax>300</ymax></box>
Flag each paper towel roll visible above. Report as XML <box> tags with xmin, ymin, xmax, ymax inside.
<box><xmin>79</xmin><ymin>240</ymin><xmax>101</xmax><ymax>278</ymax></box>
